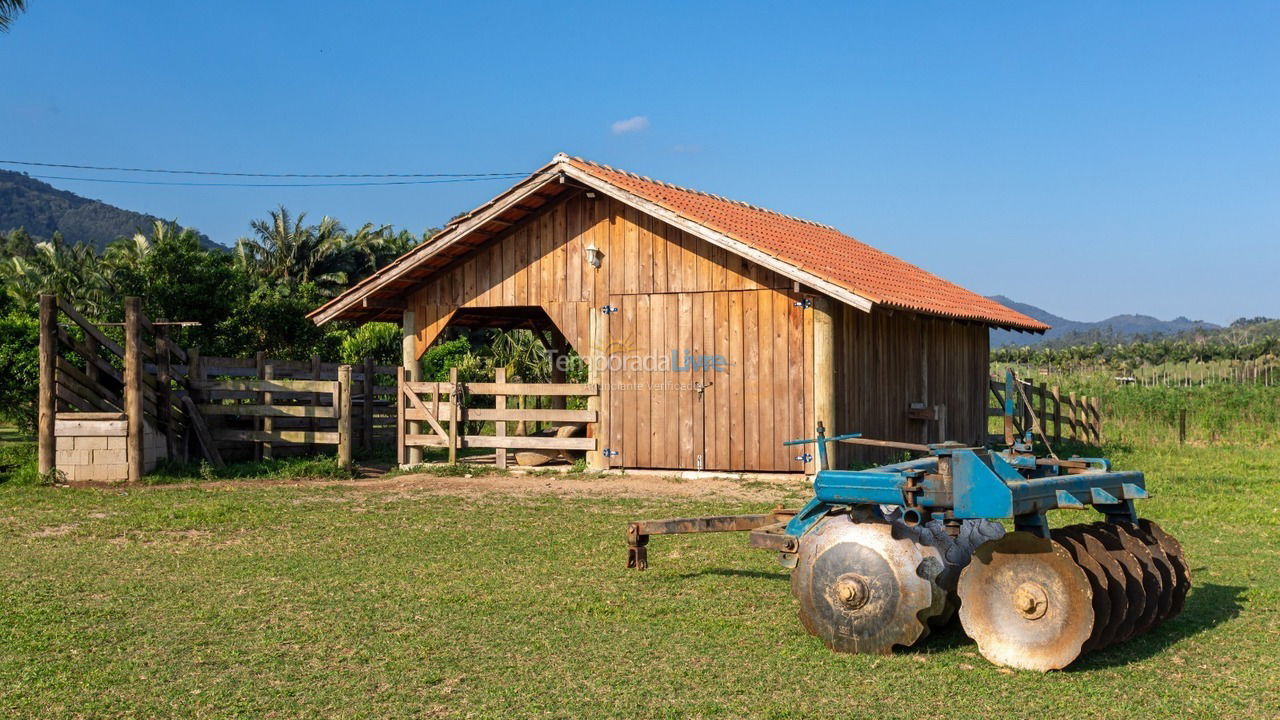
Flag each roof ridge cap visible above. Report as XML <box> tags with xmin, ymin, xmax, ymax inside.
<box><xmin>569</xmin><ymin>155</ymin><xmax>838</xmax><ymax>231</ymax></box>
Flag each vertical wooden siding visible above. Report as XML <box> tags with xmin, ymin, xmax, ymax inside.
<box><xmin>833</xmin><ymin>305</ymin><xmax>989</xmax><ymax>467</ymax></box>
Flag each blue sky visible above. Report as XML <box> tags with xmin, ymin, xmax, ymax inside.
<box><xmin>3</xmin><ymin>1</ymin><xmax>1277</xmax><ymax>324</ymax></box>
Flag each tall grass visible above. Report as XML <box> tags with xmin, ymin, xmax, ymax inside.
<box><xmin>994</xmin><ymin>365</ymin><xmax>1280</xmax><ymax>449</ymax></box>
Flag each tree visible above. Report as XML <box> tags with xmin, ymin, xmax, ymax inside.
<box><xmin>235</xmin><ymin>207</ymin><xmax>354</xmax><ymax>298</ymax></box>
<box><xmin>108</xmin><ymin>221</ymin><xmax>248</xmax><ymax>354</ymax></box>
<box><xmin>0</xmin><ymin>0</ymin><xmax>27</xmax><ymax>31</ymax></box>
<box><xmin>0</xmin><ymin>232</ymin><xmax>112</xmax><ymax>316</ymax></box>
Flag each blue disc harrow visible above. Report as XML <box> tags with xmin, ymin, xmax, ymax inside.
<box><xmin>626</xmin><ymin>420</ymin><xmax>1188</xmax><ymax>670</ymax></box>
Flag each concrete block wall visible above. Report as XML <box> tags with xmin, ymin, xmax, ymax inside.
<box><xmin>53</xmin><ymin>413</ymin><xmax>167</xmax><ymax>482</ymax></box>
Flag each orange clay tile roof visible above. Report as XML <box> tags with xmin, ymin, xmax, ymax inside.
<box><xmin>564</xmin><ymin>156</ymin><xmax>1047</xmax><ymax>332</ymax></box>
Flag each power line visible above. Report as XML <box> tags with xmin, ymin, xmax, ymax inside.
<box><xmin>0</xmin><ymin>158</ymin><xmax>542</xmax><ymax>179</ymax></box>
<box><xmin>27</xmin><ymin>173</ymin><xmax>532</xmax><ymax>188</ymax></box>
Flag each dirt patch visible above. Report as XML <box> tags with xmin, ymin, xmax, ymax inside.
<box><xmin>127</xmin><ymin>470</ymin><xmax>813</xmax><ymax>504</ymax></box>
<box><xmin>31</xmin><ymin>523</ymin><xmax>79</xmax><ymax>537</ymax></box>
<box><xmin>350</xmin><ymin>472</ymin><xmax>812</xmax><ymax>503</ymax></box>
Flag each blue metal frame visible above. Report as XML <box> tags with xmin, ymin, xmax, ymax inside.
<box><xmin>780</xmin><ymin>422</ymin><xmax>1147</xmax><ymax>541</ymax></box>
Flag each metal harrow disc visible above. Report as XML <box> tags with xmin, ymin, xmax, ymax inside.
<box><xmin>1082</xmin><ymin>523</ymin><xmax>1148</xmax><ymax>643</ymax></box>
<box><xmin>1138</xmin><ymin>519</ymin><xmax>1191</xmax><ymax>618</ymax></box>
<box><xmin>913</xmin><ymin>518</ymin><xmax>1006</xmax><ymax>626</ymax></box>
<box><xmin>1051</xmin><ymin>529</ymin><xmax>1112</xmax><ymax>653</ymax></box>
<box><xmin>791</xmin><ymin>514</ymin><xmax>946</xmax><ymax>654</ymax></box>
<box><xmin>1066</xmin><ymin>526</ymin><xmax>1131</xmax><ymax>649</ymax></box>
<box><xmin>1115</xmin><ymin>522</ymin><xmax>1176</xmax><ymax>622</ymax></box>
<box><xmin>1091</xmin><ymin>523</ymin><xmax>1165</xmax><ymax>636</ymax></box>
<box><xmin>957</xmin><ymin>532</ymin><xmax>1095</xmax><ymax>671</ymax></box>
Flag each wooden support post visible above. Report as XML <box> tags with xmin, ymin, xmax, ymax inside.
<box><xmin>362</xmin><ymin>357</ymin><xmax>374</xmax><ymax>452</ymax></box>
<box><xmin>396</xmin><ymin>367</ymin><xmax>407</xmax><ymax>466</ymax></box>
<box><xmin>261</xmin><ymin>364</ymin><xmax>274</xmax><ymax>461</ymax></box>
<box><xmin>811</xmin><ymin>296</ymin><xmax>836</xmax><ymax>473</ymax></box>
<box><xmin>402</xmin><ymin>310</ymin><xmax>422</xmax><ymax>465</ymax></box>
<box><xmin>494</xmin><ymin>367</ymin><xmax>507</xmax><ymax>469</ymax></box>
<box><xmin>124</xmin><ymin>297</ymin><xmax>144</xmax><ymax>482</ymax></box>
<box><xmin>585</xmin><ymin>309</ymin><xmax>605</xmax><ymax>470</ymax></box>
<box><xmin>337</xmin><ymin>364</ymin><xmax>353</xmax><ymax>470</ymax></box>
<box><xmin>447</xmin><ymin>366</ymin><xmax>459</xmax><ymax>465</ymax></box>
<box><xmin>1179</xmin><ymin>408</ymin><xmax>1187</xmax><ymax>445</ymax></box>
<box><xmin>37</xmin><ymin>294</ymin><xmax>57</xmax><ymax>476</ymax></box>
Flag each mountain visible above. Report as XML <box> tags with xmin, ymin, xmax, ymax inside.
<box><xmin>988</xmin><ymin>295</ymin><xmax>1221</xmax><ymax>347</ymax></box>
<box><xmin>0</xmin><ymin>170</ymin><xmax>219</xmax><ymax>251</ymax></box>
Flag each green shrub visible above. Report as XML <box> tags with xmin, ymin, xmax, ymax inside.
<box><xmin>0</xmin><ymin>313</ymin><xmax>39</xmax><ymax>432</ymax></box>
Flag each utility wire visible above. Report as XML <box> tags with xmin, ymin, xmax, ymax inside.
<box><xmin>27</xmin><ymin>173</ymin><xmax>532</xmax><ymax>188</ymax></box>
<box><xmin>0</xmin><ymin>159</ymin><xmax>544</xmax><ymax>179</ymax></box>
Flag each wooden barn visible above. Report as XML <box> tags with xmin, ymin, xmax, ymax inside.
<box><xmin>310</xmin><ymin>153</ymin><xmax>1046</xmax><ymax>473</ymax></box>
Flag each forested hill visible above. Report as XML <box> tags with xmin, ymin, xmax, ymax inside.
<box><xmin>988</xmin><ymin>295</ymin><xmax>1222</xmax><ymax>347</ymax></box>
<box><xmin>0</xmin><ymin>170</ymin><xmax>219</xmax><ymax>251</ymax></box>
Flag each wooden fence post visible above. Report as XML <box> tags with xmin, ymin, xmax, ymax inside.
<box><xmin>262</xmin><ymin>364</ymin><xmax>274</xmax><ymax>461</ymax></box>
<box><xmin>396</xmin><ymin>367</ymin><xmax>407</xmax><ymax>466</ymax></box>
<box><xmin>1050</xmin><ymin>386</ymin><xmax>1062</xmax><ymax>445</ymax></box>
<box><xmin>37</xmin><ymin>294</ymin><xmax>57</xmax><ymax>476</ymax></box>
<box><xmin>495</xmin><ymin>367</ymin><xmax>507</xmax><ymax>469</ymax></box>
<box><xmin>362</xmin><ymin>357</ymin><xmax>374</xmax><ymax>452</ymax></box>
<box><xmin>155</xmin><ymin>323</ymin><xmax>176</xmax><ymax>461</ymax></box>
<box><xmin>310</xmin><ymin>354</ymin><xmax>322</xmax><ymax>453</ymax></box>
<box><xmin>1090</xmin><ymin>397</ymin><xmax>1102</xmax><ymax>445</ymax></box>
<box><xmin>337</xmin><ymin>364</ymin><xmax>353</xmax><ymax>470</ymax></box>
<box><xmin>124</xmin><ymin>297</ymin><xmax>144</xmax><ymax>482</ymax></box>
<box><xmin>448</xmin><ymin>366</ymin><xmax>459</xmax><ymax>465</ymax></box>
<box><xmin>254</xmin><ymin>351</ymin><xmax>266</xmax><ymax>461</ymax></box>
<box><xmin>1179</xmin><ymin>408</ymin><xmax>1187</xmax><ymax>445</ymax></box>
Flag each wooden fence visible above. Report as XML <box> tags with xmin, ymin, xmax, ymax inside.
<box><xmin>399</xmin><ymin>367</ymin><xmax>599</xmax><ymax>468</ymax></box>
<box><xmin>190</xmin><ymin>354</ymin><xmax>398</xmax><ymax>461</ymax></box>
<box><xmin>38</xmin><ymin>294</ymin><xmax>399</xmax><ymax>481</ymax></box>
<box><xmin>988</xmin><ymin>374</ymin><xmax>1103</xmax><ymax>446</ymax></box>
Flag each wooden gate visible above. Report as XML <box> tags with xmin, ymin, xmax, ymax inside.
<box><xmin>398</xmin><ymin>367</ymin><xmax>599</xmax><ymax>467</ymax></box>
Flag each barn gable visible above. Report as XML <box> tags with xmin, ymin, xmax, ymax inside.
<box><xmin>309</xmin><ymin>153</ymin><xmax>1047</xmax><ymax>334</ymax></box>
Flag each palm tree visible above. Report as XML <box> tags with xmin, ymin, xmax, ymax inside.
<box><xmin>235</xmin><ymin>207</ymin><xmax>354</xmax><ymax>297</ymax></box>
<box><xmin>0</xmin><ymin>0</ymin><xmax>27</xmax><ymax>31</ymax></box>
<box><xmin>0</xmin><ymin>234</ymin><xmax>112</xmax><ymax>316</ymax></box>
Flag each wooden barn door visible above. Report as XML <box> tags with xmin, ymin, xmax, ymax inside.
<box><xmin>605</xmin><ymin>288</ymin><xmax>806</xmax><ymax>473</ymax></box>
<box><xmin>605</xmin><ymin>293</ymin><xmax>704</xmax><ymax>469</ymax></box>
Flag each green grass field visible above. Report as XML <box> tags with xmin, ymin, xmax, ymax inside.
<box><xmin>1</xmin><ymin>442</ymin><xmax>1277</xmax><ymax>718</ymax></box>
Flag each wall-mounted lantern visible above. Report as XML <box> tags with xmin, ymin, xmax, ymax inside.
<box><xmin>584</xmin><ymin>241</ymin><xmax>603</xmax><ymax>269</ymax></box>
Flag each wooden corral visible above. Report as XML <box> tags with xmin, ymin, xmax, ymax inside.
<box><xmin>36</xmin><ymin>295</ymin><xmax>386</xmax><ymax>481</ymax></box>
<box><xmin>311</xmin><ymin>154</ymin><xmax>1049</xmax><ymax>472</ymax></box>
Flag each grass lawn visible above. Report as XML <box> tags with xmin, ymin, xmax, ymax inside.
<box><xmin>1</xmin><ymin>444</ymin><xmax>1277</xmax><ymax>718</ymax></box>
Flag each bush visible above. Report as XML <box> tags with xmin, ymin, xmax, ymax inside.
<box><xmin>338</xmin><ymin>322</ymin><xmax>401</xmax><ymax>365</ymax></box>
<box><xmin>0</xmin><ymin>312</ymin><xmax>39</xmax><ymax>432</ymax></box>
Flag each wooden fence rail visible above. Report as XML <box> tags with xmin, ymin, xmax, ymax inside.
<box><xmin>399</xmin><ymin>367</ymin><xmax>599</xmax><ymax>468</ymax></box>
<box><xmin>988</xmin><ymin>374</ymin><xmax>1103</xmax><ymax>446</ymax></box>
